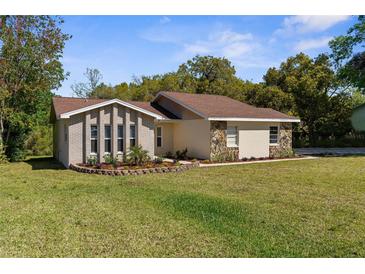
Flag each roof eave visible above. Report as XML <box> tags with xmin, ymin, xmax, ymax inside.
<box><xmin>207</xmin><ymin>117</ymin><xmax>301</xmax><ymax>122</ymax></box>
<box><xmin>57</xmin><ymin>98</ymin><xmax>164</xmax><ymax>120</ymax></box>
<box><xmin>154</xmin><ymin>92</ymin><xmax>207</xmax><ymax>118</ymax></box>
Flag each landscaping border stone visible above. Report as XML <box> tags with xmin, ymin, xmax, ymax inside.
<box><xmin>69</xmin><ymin>162</ymin><xmax>199</xmax><ymax>176</ymax></box>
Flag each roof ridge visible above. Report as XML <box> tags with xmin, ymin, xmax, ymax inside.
<box><xmin>52</xmin><ymin>96</ymin><xmax>108</xmax><ymax>100</ymax></box>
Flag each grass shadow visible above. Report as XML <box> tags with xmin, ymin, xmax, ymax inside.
<box><xmin>25</xmin><ymin>156</ymin><xmax>66</xmax><ymax>170</ymax></box>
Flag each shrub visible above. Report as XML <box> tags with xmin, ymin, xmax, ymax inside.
<box><xmin>164</xmin><ymin>151</ymin><xmax>173</xmax><ymax>158</ymax></box>
<box><xmin>127</xmin><ymin>145</ymin><xmax>150</xmax><ymax>165</ymax></box>
<box><xmin>175</xmin><ymin>148</ymin><xmax>188</xmax><ymax>160</ymax></box>
<box><xmin>278</xmin><ymin>148</ymin><xmax>295</xmax><ymax>158</ymax></box>
<box><xmin>87</xmin><ymin>155</ymin><xmax>97</xmax><ymax>166</ymax></box>
<box><xmin>211</xmin><ymin>154</ymin><xmax>225</xmax><ymax>163</ymax></box>
<box><xmin>103</xmin><ymin>154</ymin><xmax>118</xmax><ymax>166</ymax></box>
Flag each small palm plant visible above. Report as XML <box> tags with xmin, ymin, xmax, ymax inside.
<box><xmin>127</xmin><ymin>145</ymin><xmax>150</xmax><ymax>165</ymax></box>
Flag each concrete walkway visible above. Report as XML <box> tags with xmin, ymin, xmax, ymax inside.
<box><xmin>199</xmin><ymin>156</ymin><xmax>317</xmax><ymax>168</ymax></box>
<box><xmin>295</xmin><ymin>147</ymin><xmax>365</xmax><ymax>156</ymax></box>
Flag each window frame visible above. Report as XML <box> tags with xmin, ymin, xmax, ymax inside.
<box><xmin>90</xmin><ymin>125</ymin><xmax>98</xmax><ymax>155</ymax></box>
<box><xmin>117</xmin><ymin>124</ymin><xmax>124</xmax><ymax>153</ymax></box>
<box><xmin>104</xmin><ymin>125</ymin><xmax>112</xmax><ymax>154</ymax></box>
<box><xmin>269</xmin><ymin>126</ymin><xmax>279</xmax><ymax>145</ymax></box>
<box><xmin>130</xmin><ymin>124</ymin><xmax>136</xmax><ymax>147</ymax></box>
<box><xmin>227</xmin><ymin>126</ymin><xmax>238</xmax><ymax>148</ymax></box>
<box><xmin>156</xmin><ymin>126</ymin><xmax>162</xmax><ymax>148</ymax></box>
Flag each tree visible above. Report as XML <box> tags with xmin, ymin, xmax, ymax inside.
<box><xmin>72</xmin><ymin>68</ymin><xmax>103</xmax><ymax>98</ymax></box>
<box><xmin>178</xmin><ymin>55</ymin><xmax>244</xmax><ymax>97</ymax></box>
<box><xmin>0</xmin><ymin>16</ymin><xmax>70</xmax><ymax>161</ymax></box>
<box><xmin>329</xmin><ymin>16</ymin><xmax>365</xmax><ymax>92</ymax></box>
<box><xmin>242</xmin><ymin>83</ymin><xmax>294</xmax><ymax>114</ymax></box>
<box><xmin>263</xmin><ymin>53</ymin><xmax>337</xmax><ymax>144</ymax></box>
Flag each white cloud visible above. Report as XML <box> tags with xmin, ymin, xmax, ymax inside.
<box><xmin>294</xmin><ymin>36</ymin><xmax>332</xmax><ymax>51</ymax></box>
<box><xmin>276</xmin><ymin>15</ymin><xmax>350</xmax><ymax>36</ymax></box>
<box><xmin>141</xmin><ymin>25</ymin><xmax>275</xmax><ymax>69</ymax></box>
<box><xmin>160</xmin><ymin>16</ymin><xmax>171</xmax><ymax>24</ymax></box>
<box><xmin>222</xmin><ymin>42</ymin><xmax>252</xmax><ymax>58</ymax></box>
<box><xmin>184</xmin><ymin>42</ymin><xmax>212</xmax><ymax>54</ymax></box>
<box><xmin>183</xmin><ymin>29</ymin><xmax>254</xmax><ymax>58</ymax></box>
<box><xmin>210</xmin><ymin>30</ymin><xmax>253</xmax><ymax>44</ymax></box>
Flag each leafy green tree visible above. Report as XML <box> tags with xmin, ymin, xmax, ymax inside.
<box><xmin>25</xmin><ymin>125</ymin><xmax>52</xmax><ymax>156</ymax></box>
<box><xmin>243</xmin><ymin>83</ymin><xmax>294</xmax><ymax>114</ymax></box>
<box><xmin>263</xmin><ymin>53</ymin><xmax>336</xmax><ymax>144</ymax></box>
<box><xmin>329</xmin><ymin>16</ymin><xmax>365</xmax><ymax>92</ymax></box>
<box><xmin>0</xmin><ymin>16</ymin><xmax>70</xmax><ymax>161</ymax></box>
<box><xmin>178</xmin><ymin>55</ymin><xmax>244</xmax><ymax>97</ymax></box>
<box><xmin>72</xmin><ymin>68</ymin><xmax>103</xmax><ymax>98</ymax></box>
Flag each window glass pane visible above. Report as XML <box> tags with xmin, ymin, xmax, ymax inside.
<box><xmin>105</xmin><ymin>139</ymin><xmax>111</xmax><ymax>153</ymax></box>
<box><xmin>118</xmin><ymin>139</ymin><xmax>123</xmax><ymax>152</ymax></box>
<box><xmin>270</xmin><ymin>126</ymin><xmax>278</xmax><ymax>144</ymax></box>
<box><xmin>91</xmin><ymin>125</ymin><xmax>98</xmax><ymax>139</ymax></box>
<box><xmin>157</xmin><ymin>127</ymin><xmax>162</xmax><ymax>137</ymax></box>
<box><xmin>130</xmin><ymin>139</ymin><xmax>136</xmax><ymax>147</ymax></box>
<box><xmin>157</xmin><ymin>137</ymin><xmax>162</xmax><ymax>147</ymax></box>
<box><xmin>91</xmin><ymin>140</ymin><xmax>97</xmax><ymax>153</ymax></box>
<box><xmin>130</xmin><ymin>125</ymin><xmax>135</xmax><ymax>138</ymax></box>
<box><xmin>118</xmin><ymin>125</ymin><xmax>123</xmax><ymax>138</ymax></box>
<box><xmin>227</xmin><ymin>126</ymin><xmax>238</xmax><ymax>147</ymax></box>
<box><xmin>104</xmin><ymin>125</ymin><xmax>111</xmax><ymax>139</ymax></box>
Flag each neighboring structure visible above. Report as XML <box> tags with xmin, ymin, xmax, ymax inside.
<box><xmin>51</xmin><ymin>91</ymin><xmax>300</xmax><ymax>167</ymax></box>
<box><xmin>351</xmin><ymin>103</ymin><xmax>365</xmax><ymax>131</ymax></box>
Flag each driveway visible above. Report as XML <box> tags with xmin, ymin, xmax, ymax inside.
<box><xmin>295</xmin><ymin>147</ymin><xmax>365</xmax><ymax>156</ymax></box>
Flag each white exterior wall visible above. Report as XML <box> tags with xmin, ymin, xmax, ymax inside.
<box><xmin>228</xmin><ymin>121</ymin><xmax>279</xmax><ymax>158</ymax></box>
<box><xmin>173</xmin><ymin>120</ymin><xmax>210</xmax><ymax>159</ymax></box>
<box><xmin>68</xmin><ymin>113</ymin><xmax>84</xmax><ymax>165</ymax></box>
<box><xmin>154</xmin><ymin>122</ymin><xmax>174</xmax><ymax>156</ymax></box>
<box><xmin>139</xmin><ymin>114</ymin><xmax>155</xmax><ymax>157</ymax></box>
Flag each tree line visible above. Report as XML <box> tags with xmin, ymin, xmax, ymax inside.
<box><xmin>73</xmin><ymin>17</ymin><xmax>365</xmax><ymax>148</ymax></box>
<box><xmin>1</xmin><ymin>16</ymin><xmax>365</xmax><ymax>162</ymax></box>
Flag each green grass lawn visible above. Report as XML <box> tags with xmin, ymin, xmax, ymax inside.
<box><xmin>0</xmin><ymin>156</ymin><xmax>365</xmax><ymax>257</ymax></box>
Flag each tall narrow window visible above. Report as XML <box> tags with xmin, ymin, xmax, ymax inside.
<box><xmin>117</xmin><ymin>125</ymin><xmax>124</xmax><ymax>153</ymax></box>
<box><xmin>130</xmin><ymin>125</ymin><xmax>136</xmax><ymax>147</ymax></box>
<box><xmin>104</xmin><ymin>125</ymin><xmax>111</xmax><ymax>153</ymax></box>
<box><xmin>227</xmin><ymin>126</ymin><xmax>238</xmax><ymax>147</ymax></box>
<box><xmin>156</xmin><ymin>127</ymin><xmax>162</xmax><ymax>147</ymax></box>
<box><xmin>269</xmin><ymin>126</ymin><xmax>279</xmax><ymax>144</ymax></box>
<box><xmin>90</xmin><ymin>125</ymin><xmax>98</xmax><ymax>154</ymax></box>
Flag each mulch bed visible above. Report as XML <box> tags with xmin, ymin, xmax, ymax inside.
<box><xmin>69</xmin><ymin>161</ymin><xmax>199</xmax><ymax>176</ymax></box>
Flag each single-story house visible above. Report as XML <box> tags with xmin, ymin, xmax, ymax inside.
<box><xmin>51</xmin><ymin>91</ymin><xmax>300</xmax><ymax>167</ymax></box>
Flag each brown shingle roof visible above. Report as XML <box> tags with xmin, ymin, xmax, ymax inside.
<box><xmin>156</xmin><ymin>91</ymin><xmax>298</xmax><ymax>120</ymax></box>
<box><xmin>52</xmin><ymin>92</ymin><xmax>299</xmax><ymax>121</ymax></box>
<box><xmin>51</xmin><ymin>97</ymin><xmax>177</xmax><ymax>120</ymax></box>
<box><xmin>52</xmin><ymin>97</ymin><xmax>107</xmax><ymax>119</ymax></box>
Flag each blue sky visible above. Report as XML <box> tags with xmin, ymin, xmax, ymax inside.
<box><xmin>58</xmin><ymin>15</ymin><xmax>357</xmax><ymax>96</ymax></box>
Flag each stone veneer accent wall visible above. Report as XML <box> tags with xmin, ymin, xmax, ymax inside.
<box><xmin>210</xmin><ymin>121</ymin><xmax>239</xmax><ymax>161</ymax></box>
<box><xmin>269</xmin><ymin>123</ymin><xmax>293</xmax><ymax>157</ymax></box>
